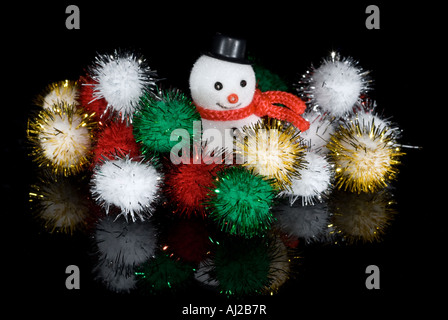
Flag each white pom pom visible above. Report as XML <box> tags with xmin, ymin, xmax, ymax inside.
<box><xmin>298</xmin><ymin>53</ymin><xmax>370</xmax><ymax>117</ymax></box>
<box><xmin>301</xmin><ymin>111</ymin><xmax>336</xmax><ymax>154</ymax></box>
<box><xmin>95</xmin><ymin>216</ymin><xmax>157</xmax><ymax>270</ymax></box>
<box><xmin>91</xmin><ymin>155</ymin><xmax>162</xmax><ymax>221</ymax></box>
<box><xmin>281</xmin><ymin>151</ymin><xmax>332</xmax><ymax>205</ymax></box>
<box><xmin>89</xmin><ymin>50</ymin><xmax>158</xmax><ymax>121</ymax></box>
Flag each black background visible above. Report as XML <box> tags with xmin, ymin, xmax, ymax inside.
<box><xmin>4</xmin><ymin>1</ymin><xmax>438</xmax><ymax>316</ymax></box>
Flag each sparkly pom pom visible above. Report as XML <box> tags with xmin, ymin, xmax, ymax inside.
<box><xmin>281</xmin><ymin>151</ymin><xmax>333</xmax><ymax>205</ymax></box>
<box><xmin>35</xmin><ymin>80</ymin><xmax>79</xmax><ymax>110</ymax></box>
<box><xmin>164</xmin><ymin>159</ymin><xmax>224</xmax><ymax>217</ymax></box>
<box><xmin>28</xmin><ymin>102</ymin><xmax>96</xmax><ymax>176</ymax></box>
<box><xmin>206</xmin><ymin>166</ymin><xmax>275</xmax><ymax>238</ymax></box>
<box><xmin>133</xmin><ymin>89</ymin><xmax>201</xmax><ymax>155</ymax></box>
<box><xmin>78</xmin><ymin>75</ymin><xmax>109</xmax><ymax>122</ymax></box>
<box><xmin>327</xmin><ymin>112</ymin><xmax>404</xmax><ymax>193</ymax></box>
<box><xmin>297</xmin><ymin>52</ymin><xmax>371</xmax><ymax>117</ymax></box>
<box><xmin>87</xmin><ymin>50</ymin><xmax>158</xmax><ymax>122</ymax></box>
<box><xmin>235</xmin><ymin>119</ymin><xmax>306</xmax><ymax>191</ymax></box>
<box><xmin>91</xmin><ymin>120</ymin><xmax>141</xmax><ymax>166</ymax></box>
<box><xmin>94</xmin><ymin>216</ymin><xmax>157</xmax><ymax>272</ymax></box>
<box><xmin>90</xmin><ymin>155</ymin><xmax>162</xmax><ymax>221</ymax></box>
<box><xmin>300</xmin><ymin>111</ymin><xmax>336</xmax><ymax>154</ymax></box>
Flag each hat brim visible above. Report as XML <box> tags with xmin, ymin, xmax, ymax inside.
<box><xmin>204</xmin><ymin>52</ymin><xmax>252</xmax><ymax>65</ymax></box>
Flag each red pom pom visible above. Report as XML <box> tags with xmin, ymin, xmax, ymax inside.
<box><xmin>78</xmin><ymin>75</ymin><xmax>109</xmax><ymax>123</ymax></box>
<box><xmin>92</xmin><ymin>120</ymin><xmax>141</xmax><ymax>166</ymax></box>
<box><xmin>164</xmin><ymin>160</ymin><xmax>224</xmax><ymax>217</ymax></box>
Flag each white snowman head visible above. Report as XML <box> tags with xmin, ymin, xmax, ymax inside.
<box><xmin>189</xmin><ymin>34</ymin><xmax>256</xmax><ymax>112</ymax></box>
<box><xmin>189</xmin><ymin>55</ymin><xmax>256</xmax><ymax>111</ymax></box>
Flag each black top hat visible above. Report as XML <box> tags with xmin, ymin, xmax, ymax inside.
<box><xmin>205</xmin><ymin>33</ymin><xmax>251</xmax><ymax>65</ymax></box>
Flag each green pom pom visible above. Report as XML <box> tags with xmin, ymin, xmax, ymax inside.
<box><xmin>253</xmin><ymin>64</ymin><xmax>288</xmax><ymax>92</ymax></box>
<box><xmin>207</xmin><ymin>167</ymin><xmax>276</xmax><ymax>238</ymax></box>
<box><xmin>135</xmin><ymin>253</ymin><xmax>194</xmax><ymax>293</ymax></box>
<box><xmin>214</xmin><ymin>238</ymin><xmax>271</xmax><ymax>296</ymax></box>
<box><xmin>133</xmin><ymin>89</ymin><xmax>201</xmax><ymax>155</ymax></box>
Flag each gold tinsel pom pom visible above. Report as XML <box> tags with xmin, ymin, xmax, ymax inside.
<box><xmin>327</xmin><ymin>114</ymin><xmax>404</xmax><ymax>193</ymax></box>
<box><xmin>235</xmin><ymin>118</ymin><xmax>306</xmax><ymax>191</ymax></box>
<box><xmin>28</xmin><ymin>102</ymin><xmax>96</xmax><ymax>176</ymax></box>
<box><xmin>34</xmin><ymin>80</ymin><xmax>79</xmax><ymax>110</ymax></box>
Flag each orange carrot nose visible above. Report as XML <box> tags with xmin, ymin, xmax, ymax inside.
<box><xmin>227</xmin><ymin>93</ymin><xmax>239</xmax><ymax>104</ymax></box>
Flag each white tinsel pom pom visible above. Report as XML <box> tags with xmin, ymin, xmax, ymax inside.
<box><xmin>298</xmin><ymin>53</ymin><xmax>370</xmax><ymax>117</ymax></box>
<box><xmin>91</xmin><ymin>155</ymin><xmax>162</xmax><ymax>221</ymax></box>
<box><xmin>281</xmin><ymin>151</ymin><xmax>332</xmax><ymax>205</ymax></box>
<box><xmin>95</xmin><ymin>216</ymin><xmax>157</xmax><ymax>271</ymax></box>
<box><xmin>301</xmin><ymin>111</ymin><xmax>336</xmax><ymax>154</ymax></box>
<box><xmin>89</xmin><ymin>50</ymin><xmax>158</xmax><ymax>122</ymax></box>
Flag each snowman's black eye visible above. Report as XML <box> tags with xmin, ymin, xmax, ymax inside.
<box><xmin>240</xmin><ymin>80</ymin><xmax>247</xmax><ymax>87</ymax></box>
<box><xmin>214</xmin><ymin>82</ymin><xmax>223</xmax><ymax>91</ymax></box>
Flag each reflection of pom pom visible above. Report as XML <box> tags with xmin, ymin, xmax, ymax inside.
<box><xmin>206</xmin><ymin>167</ymin><xmax>275</xmax><ymax>238</ymax></box>
<box><xmin>35</xmin><ymin>80</ymin><xmax>79</xmax><ymax>110</ymax></box>
<box><xmin>265</xmin><ymin>237</ymin><xmax>291</xmax><ymax>294</ymax></box>
<box><xmin>133</xmin><ymin>89</ymin><xmax>201</xmax><ymax>154</ymax></box>
<box><xmin>28</xmin><ymin>102</ymin><xmax>95</xmax><ymax>176</ymax></box>
<box><xmin>281</xmin><ymin>151</ymin><xmax>332</xmax><ymax>205</ymax></box>
<box><xmin>94</xmin><ymin>216</ymin><xmax>157</xmax><ymax>272</ymax></box>
<box><xmin>213</xmin><ymin>238</ymin><xmax>271</xmax><ymax>296</ymax></box>
<box><xmin>297</xmin><ymin>53</ymin><xmax>370</xmax><ymax>117</ymax></box>
<box><xmin>164</xmin><ymin>158</ymin><xmax>224</xmax><ymax>217</ymax></box>
<box><xmin>163</xmin><ymin>218</ymin><xmax>211</xmax><ymax>264</ymax></box>
<box><xmin>194</xmin><ymin>259</ymin><xmax>219</xmax><ymax>288</ymax></box>
<box><xmin>92</xmin><ymin>120</ymin><xmax>141</xmax><ymax>166</ymax></box>
<box><xmin>135</xmin><ymin>253</ymin><xmax>193</xmax><ymax>293</ymax></box>
<box><xmin>235</xmin><ymin>119</ymin><xmax>306</xmax><ymax>191</ymax></box>
<box><xmin>327</xmin><ymin>113</ymin><xmax>404</xmax><ymax>193</ymax></box>
<box><xmin>94</xmin><ymin>261</ymin><xmax>136</xmax><ymax>293</ymax></box>
<box><xmin>29</xmin><ymin>173</ymin><xmax>91</xmax><ymax>234</ymax></box>
<box><xmin>329</xmin><ymin>190</ymin><xmax>396</xmax><ymax>243</ymax></box>
<box><xmin>87</xmin><ymin>50</ymin><xmax>158</xmax><ymax>122</ymax></box>
<box><xmin>91</xmin><ymin>155</ymin><xmax>162</xmax><ymax>221</ymax></box>
<box><xmin>274</xmin><ymin>201</ymin><xmax>332</xmax><ymax>243</ymax></box>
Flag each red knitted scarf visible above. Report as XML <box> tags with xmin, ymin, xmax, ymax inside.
<box><xmin>194</xmin><ymin>89</ymin><xmax>310</xmax><ymax>132</ymax></box>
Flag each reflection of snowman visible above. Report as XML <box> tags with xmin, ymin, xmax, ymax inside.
<box><xmin>189</xmin><ymin>34</ymin><xmax>309</xmax><ymax>153</ymax></box>
<box><xmin>189</xmin><ymin>35</ymin><xmax>259</xmax><ymax>152</ymax></box>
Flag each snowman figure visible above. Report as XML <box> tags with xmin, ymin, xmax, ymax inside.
<box><xmin>189</xmin><ymin>34</ymin><xmax>310</xmax><ymax>155</ymax></box>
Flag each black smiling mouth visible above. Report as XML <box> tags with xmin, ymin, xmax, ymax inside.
<box><xmin>216</xmin><ymin>102</ymin><xmax>242</xmax><ymax>109</ymax></box>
